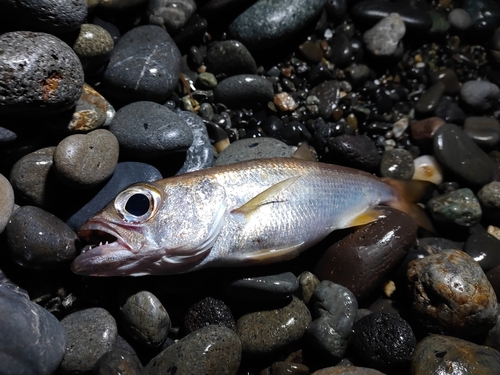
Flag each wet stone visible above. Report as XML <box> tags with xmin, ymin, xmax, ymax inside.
<box><xmin>363</xmin><ymin>13</ymin><xmax>406</xmax><ymax>57</ymax></box>
<box><xmin>433</xmin><ymin>96</ymin><xmax>465</xmax><ymax>125</ymax></box>
<box><xmin>72</xmin><ymin>24</ymin><xmax>114</xmax><ymax>73</ymax></box>
<box><xmin>148</xmin><ymin>0</ymin><xmax>197</xmax><ymax>34</ymax></box>
<box><xmin>312</xmin><ymin>367</ymin><xmax>386</xmax><ymax>375</ymax></box>
<box><xmin>415</xmin><ymin>82</ymin><xmax>446</xmax><ymax>114</ymax></box>
<box><xmin>380</xmin><ymin>148</ymin><xmax>414</xmax><ymax>179</ymax></box>
<box><xmin>66</xmin><ymin>83</ymin><xmax>111</xmax><ymax>133</ymax></box>
<box><xmin>236</xmin><ymin>296</ymin><xmax>312</xmax><ymax>356</ymax></box>
<box><xmin>225</xmin><ymin>271</ymin><xmax>299</xmax><ymax>301</ymax></box>
<box><xmin>214</xmin><ymin>138</ymin><xmax>293</xmax><ymax>166</ymax></box>
<box><xmin>326</xmin><ymin>34</ymin><xmax>351</xmax><ymax>67</ymax></box>
<box><xmin>0</xmin><ymin>173</ymin><xmax>14</xmax><ymax>233</ymax></box>
<box><xmin>271</xmin><ymin>361</ymin><xmax>310</xmax><ymax>375</ymax></box>
<box><xmin>463</xmin><ymin>116</ymin><xmax>500</xmax><ymax>150</ymax></box>
<box><xmin>478</xmin><ymin>181</ymin><xmax>500</xmax><ymax>224</ymax></box>
<box><xmin>93</xmin><ymin>347</ymin><xmax>144</xmax><ymax>375</ymax></box>
<box><xmin>411</xmin><ymin>334</ymin><xmax>500</xmax><ymax>375</ymax></box>
<box><xmin>310</xmin><ymin>80</ymin><xmax>342</xmax><ymax>119</ymax></box>
<box><xmin>427</xmin><ymin>188</ymin><xmax>482</xmax><ymax>227</ymax></box>
<box><xmin>0</xmin><ymin>31</ymin><xmax>84</xmax><ymax>116</ymax></box>
<box><xmin>60</xmin><ymin>307</ymin><xmax>118</xmax><ymax>374</ymax></box>
<box><xmin>327</xmin><ymin>134</ymin><xmax>381</xmax><ymax>172</ymax></box>
<box><xmin>145</xmin><ymin>325</ymin><xmax>241</xmax><ymax>375</ymax></box>
<box><xmin>53</xmin><ymin>129</ymin><xmax>119</xmax><ymax>189</ymax></box>
<box><xmin>214</xmin><ymin>74</ymin><xmax>274</xmax><ymax>109</ymax></box>
<box><xmin>120</xmin><ymin>290</ymin><xmax>170</xmax><ymax>348</ymax></box>
<box><xmin>5</xmin><ymin>206</ymin><xmax>79</xmax><ymax>269</ymax></box>
<box><xmin>448</xmin><ymin>8</ymin><xmax>472</xmax><ymax>30</ymax></box>
<box><xmin>184</xmin><ymin>296</ymin><xmax>236</xmax><ymax>334</ymax></box>
<box><xmin>407</xmin><ymin>249</ymin><xmax>498</xmax><ymax>336</ymax></box>
<box><xmin>0</xmin><ymin>287</ymin><xmax>67</xmax><ymax>375</ymax></box>
<box><xmin>350</xmin><ymin>312</ymin><xmax>416</xmax><ymax>373</ymax></box>
<box><xmin>297</xmin><ymin>271</ymin><xmax>321</xmax><ymax>304</ymax></box>
<box><xmin>429</xmin><ymin>67</ymin><xmax>461</xmax><ymax>95</ymax></box>
<box><xmin>205</xmin><ymin>40</ymin><xmax>257</xmax><ymax>77</ymax></box>
<box><xmin>460</xmin><ymin>80</ymin><xmax>500</xmax><ymax>113</ymax></box>
<box><xmin>305</xmin><ymin>314</ymin><xmax>348</xmax><ymax>362</ymax></box>
<box><xmin>464</xmin><ymin>227</ymin><xmax>500</xmax><ymax>271</ymax></box>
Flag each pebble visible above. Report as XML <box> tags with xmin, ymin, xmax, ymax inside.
<box><xmin>274</xmin><ymin>92</ymin><xmax>298</xmax><ymax>112</ymax></box>
<box><xmin>60</xmin><ymin>307</ymin><xmax>118</xmax><ymax>374</ymax></box>
<box><xmin>427</xmin><ymin>188</ymin><xmax>482</xmax><ymax>227</ymax></box>
<box><xmin>98</xmin><ymin>0</ymin><xmax>148</xmax><ymax>10</ymax></box>
<box><xmin>411</xmin><ymin>334</ymin><xmax>500</xmax><ymax>374</ymax></box>
<box><xmin>228</xmin><ymin>0</ymin><xmax>328</xmax><ymax>50</ymax></box>
<box><xmin>72</xmin><ymin>24</ymin><xmax>114</xmax><ymax>73</ymax></box>
<box><xmin>184</xmin><ymin>296</ymin><xmax>236</xmax><ymax>333</ymax></box>
<box><xmin>296</xmin><ymin>271</ymin><xmax>320</xmax><ymax>304</ymax></box>
<box><xmin>363</xmin><ymin>13</ymin><xmax>406</xmax><ymax>57</ymax></box>
<box><xmin>103</xmin><ymin>25</ymin><xmax>181</xmax><ymax>104</ymax></box>
<box><xmin>145</xmin><ymin>325</ymin><xmax>241</xmax><ymax>375</ymax></box>
<box><xmin>350</xmin><ymin>312</ymin><xmax>416</xmax><ymax>373</ymax></box>
<box><xmin>148</xmin><ymin>0</ymin><xmax>197</xmax><ymax>33</ymax></box>
<box><xmin>196</xmin><ymin>72</ymin><xmax>218</xmax><ymax>89</ymax></box>
<box><xmin>414</xmin><ymin>82</ymin><xmax>446</xmax><ymax>114</ymax></box>
<box><xmin>433</xmin><ymin>123</ymin><xmax>494</xmax><ymax>187</ymax></box>
<box><xmin>53</xmin><ymin>129</ymin><xmax>119</xmax><ymax>189</ymax></box>
<box><xmin>214</xmin><ymin>74</ymin><xmax>274</xmax><ymax>109</ymax></box>
<box><xmin>380</xmin><ymin>148</ymin><xmax>414</xmax><ymax>179</ymax></box>
<box><xmin>205</xmin><ymin>40</ymin><xmax>257</xmax><ymax>77</ymax></box>
<box><xmin>407</xmin><ymin>249</ymin><xmax>498</xmax><ymax>336</ymax></box>
<box><xmin>478</xmin><ymin>181</ymin><xmax>500</xmax><ymax>224</ymax></box>
<box><xmin>0</xmin><ymin>173</ymin><xmax>15</xmax><ymax>233</ymax></box>
<box><xmin>225</xmin><ymin>271</ymin><xmax>299</xmax><ymax>301</ymax></box>
<box><xmin>0</xmin><ymin>31</ymin><xmax>84</xmax><ymax>116</ymax></box>
<box><xmin>327</xmin><ymin>134</ymin><xmax>381</xmax><ymax>172</ymax></box>
<box><xmin>448</xmin><ymin>8</ymin><xmax>472</xmax><ymax>30</ymax></box>
<box><xmin>412</xmin><ymin>155</ymin><xmax>443</xmax><ymax>185</ymax></box>
<box><xmin>176</xmin><ymin>111</ymin><xmax>214</xmax><ymax>174</ymax></box>
<box><xmin>429</xmin><ymin>67</ymin><xmax>461</xmax><ymax>95</ymax></box>
<box><xmin>312</xmin><ymin>367</ymin><xmax>386</xmax><ymax>375</ymax></box>
<box><xmin>214</xmin><ymin>138</ymin><xmax>293</xmax><ymax>166</ymax></box>
<box><xmin>0</xmin><ymin>287</ymin><xmax>67</xmax><ymax>375</ymax></box>
<box><xmin>5</xmin><ymin>205</ymin><xmax>79</xmax><ymax>269</ymax></box>
<box><xmin>236</xmin><ymin>296</ymin><xmax>311</xmax><ymax>356</ymax></box>
<box><xmin>460</xmin><ymin>80</ymin><xmax>500</xmax><ymax>113</ymax></box>
<box><xmin>464</xmin><ymin>227</ymin><xmax>500</xmax><ymax>271</ymax></box>
<box><xmin>65</xmin><ymin>83</ymin><xmax>112</xmax><ymax>132</ymax></box>
<box><xmin>93</xmin><ymin>347</ymin><xmax>144</xmax><ymax>375</ymax></box>
<box><xmin>463</xmin><ymin>116</ymin><xmax>500</xmax><ymax>150</ymax></box>
<box><xmin>315</xmin><ymin>208</ymin><xmax>417</xmax><ymax>303</ymax></box>
<box><xmin>305</xmin><ymin>314</ymin><xmax>348</xmax><ymax>363</ymax></box>
<box><xmin>309</xmin><ymin>80</ymin><xmax>342</xmax><ymax>119</ymax></box>
<box><xmin>463</xmin><ymin>0</ymin><xmax>500</xmax><ymax>39</ymax></box>
<box><xmin>108</xmin><ymin>101</ymin><xmax>193</xmax><ymax>159</ymax></box>
<box><xmin>433</xmin><ymin>96</ymin><xmax>466</xmax><ymax>124</ymax></box>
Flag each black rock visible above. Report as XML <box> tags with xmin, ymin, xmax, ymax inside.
<box><xmin>205</xmin><ymin>40</ymin><xmax>257</xmax><ymax>77</ymax></box>
<box><xmin>327</xmin><ymin>134</ymin><xmax>381</xmax><ymax>172</ymax></box>
<box><xmin>214</xmin><ymin>74</ymin><xmax>274</xmax><ymax>109</ymax></box>
<box><xmin>465</xmin><ymin>227</ymin><xmax>500</xmax><ymax>271</ymax></box>
<box><xmin>433</xmin><ymin>96</ymin><xmax>465</xmax><ymax>125</ymax></box>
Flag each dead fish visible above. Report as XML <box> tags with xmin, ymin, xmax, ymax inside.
<box><xmin>71</xmin><ymin>157</ymin><xmax>430</xmax><ymax>276</ymax></box>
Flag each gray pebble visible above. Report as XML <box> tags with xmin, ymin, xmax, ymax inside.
<box><xmin>5</xmin><ymin>206</ymin><xmax>79</xmax><ymax>269</ymax></box>
<box><xmin>460</xmin><ymin>80</ymin><xmax>500</xmax><ymax>113</ymax></box>
<box><xmin>448</xmin><ymin>8</ymin><xmax>472</xmax><ymax>30</ymax></box>
<box><xmin>215</xmin><ymin>138</ymin><xmax>294</xmax><ymax>166</ymax></box>
<box><xmin>0</xmin><ymin>173</ymin><xmax>14</xmax><ymax>233</ymax></box>
<box><xmin>60</xmin><ymin>307</ymin><xmax>118</xmax><ymax>374</ymax></box>
<box><xmin>236</xmin><ymin>296</ymin><xmax>311</xmax><ymax>356</ymax></box>
<box><xmin>380</xmin><ymin>148</ymin><xmax>414</xmax><ymax>179</ymax></box>
<box><xmin>109</xmin><ymin>101</ymin><xmax>193</xmax><ymax>159</ymax></box>
<box><xmin>205</xmin><ymin>40</ymin><xmax>257</xmax><ymax>77</ymax></box>
<box><xmin>225</xmin><ymin>271</ymin><xmax>299</xmax><ymax>300</ymax></box>
<box><xmin>0</xmin><ymin>31</ymin><xmax>84</xmax><ymax>116</ymax></box>
<box><xmin>363</xmin><ymin>13</ymin><xmax>406</xmax><ymax>56</ymax></box>
<box><xmin>214</xmin><ymin>74</ymin><xmax>274</xmax><ymax>109</ymax></box>
<box><xmin>148</xmin><ymin>0</ymin><xmax>197</xmax><ymax>33</ymax></box>
<box><xmin>53</xmin><ymin>129</ymin><xmax>119</xmax><ymax>188</ymax></box>
<box><xmin>72</xmin><ymin>24</ymin><xmax>114</xmax><ymax>72</ymax></box>
<box><xmin>120</xmin><ymin>290</ymin><xmax>170</xmax><ymax>348</ymax></box>
<box><xmin>427</xmin><ymin>188</ymin><xmax>482</xmax><ymax>227</ymax></box>
<box><xmin>145</xmin><ymin>325</ymin><xmax>241</xmax><ymax>375</ymax></box>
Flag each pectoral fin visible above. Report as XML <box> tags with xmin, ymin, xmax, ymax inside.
<box><xmin>232</xmin><ymin>176</ymin><xmax>300</xmax><ymax>217</ymax></box>
<box><xmin>347</xmin><ymin>208</ymin><xmax>386</xmax><ymax>227</ymax></box>
<box><xmin>243</xmin><ymin>242</ymin><xmax>305</xmax><ymax>264</ymax></box>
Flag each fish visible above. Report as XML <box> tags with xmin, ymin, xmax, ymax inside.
<box><xmin>71</xmin><ymin>157</ymin><xmax>430</xmax><ymax>277</ymax></box>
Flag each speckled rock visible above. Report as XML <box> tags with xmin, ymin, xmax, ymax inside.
<box><xmin>120</xmin><ymin>290</ymin><xmax>170</xmax><ymax>348</ymax></box>
<box><xmin>5</xmin><ymin>205</ymin><xmax>79</xmax><ymax>269</ymax></box>
<box><xmin>411</xmin><ymin>334</ymin><xmax>500</xmax><ymax>375</ymax></box>
<box><xmin>228</xmin><ymin>0</ymin><xmax>328</xmax><ymax>50</ymax></box>
<box><xmin>0</xmin><ymin>173</ymin><xmax>14</xmax><ymax>233</ymax></box>
<box><xmin>407</xmin><ymin>249</ymin><xmax>498</xmax><ymax>336</ymax></box>
<box><xmin>53</xmin><ymin>129</ymin><xmax>119</xmax><ymax>189</ymax></box>
<box><xmin>225</xmin><ymin>272</ymin><xmax>299</xmax><ymax>300</ymax></box>
<box><xmin>363</xmin><ymin>13</ymin><xmax>406</xmax><ymax>56</ymax></box>
<box><xmin>184</xmin><ymin>296</ymin><xmax>236</xmax><ymax>333</ymax></box>
<box><xmin>236</xmin><ymin>296</ymin><xmax>311</xmax><ymax>356</ymax></box>
<box><xmin>427</xmin><ymin>188</ymin><xmax>482</xmax><ymax>227</ymax></box>
<box><xmin>214</xmin><ymin>138</ymin><xmax>293</xmax><ymax>166</ymax></box>
<box><xmin>145</xmin><ymin>325</ymin><xmax>241</xmax><ymax>375</ymax></box>
<box><xmin>60</xmin><ymin>307</ymin><xmax>118</xmax><ymax>374</ymax></box>
<box><xmin>380</xmin><ymin>148</ymin><xmax>414</xmax><ymax>179</ymax></box>
<box><xmin>72</xmin><ymin>24</ymin><xmax>114</xmax><ymax>73</ymax></box>
<box><xmin>103</xmin><ymin>25</ymin><xmax>181</xmax><ymax>104</ymax></box>
<box><xmin>214</xmin><ymin>74</ymin><xmax>274</xmax><ymax>109</ymax></box>
<box><xmin>205</xmin><ymin>40</ymin><xmax>257</xmax><ymax>77</ymax></box>
<box><xmin>148</xmin><ymin>0</ymin><xmax>197</xmax><ymax>33</ymax></box>
<box><xmin>0</xmin><ymin>31</ymin><xmax>84</xmax><ymax>116</ymax></box>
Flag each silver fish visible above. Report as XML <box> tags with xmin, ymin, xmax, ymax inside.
<box><xmin>71</xmin><ymin>158</ymin><xmax>420</xmax><ymax>277</ymax></box>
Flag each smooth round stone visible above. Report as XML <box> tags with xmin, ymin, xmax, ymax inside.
<box><xmin>363</xmin><ymin>13</ymin><xmax>405</xmax><ymax>56</ymax></box>
<box><xmin>415</xmin><ymin>82</ymin><xmax>446</xmax><ymax>114</ymax></box>
<box><xmin>312</xmin><ymin>367</ymin><xmax>386</xmax><ymax>375</ymax></box>
<box><xmin>427</xmin><ymin>188</ymin><xmax>482</xmax><ymax>227</ymax></box>
<box><xmin>53</xmin><ymin>129</ymin><xmax>119</xmax><ymax>188</ymax></box>
<box><xmin>214</xmin><ymin>138</ymin><xmax>293</xmax><ymax>166</ymax></box>
<box><xmin>327</xmin><ymin>34</ymin><xmax>352</xmax><ymax>67</ymax></box>
<box><xmin>72</xmin><ymin>24</ymin><xmax>114</xmax><ymax>72</ymax></box>
<box><xmin>148</xmin><ymin>0</ymin><xmax>197</xmax><ymax>33</ymax></box>
<box><xmin>297</xmin><ymin>271</ymin><xmax>321</xmax><ymax>304</ymax></box>
<box><xmin>236</xmin><ymin>296</ymin><xmax>311</xmax><ymax>356</ymax></box>
<box><xmin>407</xmin><ymin>249</ymin><xmax>498</xmax><ymax>336</ymax></box>
<box><xmin>228</xmin><ymin>0</ymin><xmax>328</xmax><ymax>50</ymax></box>
<box><xmin>0</xmin><ymin>31</ymin><xmax>84</xmax><ymax>116</ymax></box>
<box><xmin>380</xmin><ymin>148</ymin><xmax>414</xmax><ymax>179</ymax></box>
<box><xmin>65</xmin><ymin>161</ymin><xmax>162</xmax><ymax>231</ymax></box>
<box><xmin>465</xmin><ymin>228</ymin><xmax>500</xmax><ymax>271</ymax></box>
<box><xmin>176</xmin><ymin>111</ymin><xmax>214</xmax><ymax>174</ymax></box>
<box><xmin>0</xmin><ymin>0</ymin><xmax>87</xmax><ymax>34</ymax></box>
<box><xmin>309</xmin><ymin>80</ymin><xmax>342</xmax><ymax>119</ymax></box>
<box><xmin>433</xmin><ymin>123</ymin><xmax>494</xmax><ymax>187</ymax></box>
<box><xmin>448</xmin><ymin>8</ymin><xmax>472</xmax><ymax>30</ymax></box>
<box><xmin>120</xmin><ymin>290</ymin><xmax>170</xmax><ymax>348</ymax></box>
<box><xmin>305</xmin><ymin>314</ymin><xmax>348</xmax><ymax>362</ymax></box>
<box><xmin>478</xmin><ymin>181</ymin><xmax>500</xmax><ymax>223</ymax></box>
<box><xmin>350</xmin><ymin>312</ymin><xmax>416</xmax><ymax>373</ymax></box>
<box><xmin>196</xmin><ymin>72</ymin><xmax>218</xmax><ymax>89</ymax></box>
<box><xmin>460</xmin><ymin>80</ymin><xmax>500</xmax><ymax>113</ymax></box>
<box><xmin>205</xmin><ymin>40</ymin><xmax>257</xmax><ymax>77</ymax></box>
<box><xmin>103</xmin><ymin>25</ymin><xmax>181</xmax><ymax>104</ymax></box>
<box><xmin>411</xmin><ymin>334</ymin><xmax>500</xmax><ymax>375</ymax></box>
<box><xmin>463</xmin><ymin>116</ymin><xmax>500</xmax><ymax>150</ymax></box>
<box><xmin>93</xmin><ymin>347</ymin><xmax>143</xmax><ymax>375</ymax></box>
<box><xmin>66</xmin><ymin>83</ymin><xmax>111</xmax><ymax>132</ymax></box>
<box><xmin>145</xmin><ymin>325</ymin><xmax>241</xmax><ymax>375</ymax></box>
<box><xmin>60</xmin><ymin>307</ymin><xmax>118</xmax><ymax>374</ymax></box>
<box><xmin>225</xmin><ymin>272</ymin><xmax>299</xmax><ymax>300</ymax></box>
<box><xmin>184</xmin><ymin>296</ymin><xmax>236</xmax><ymax>334</ymax></box>
<box><xmin>327</xmin><ymin>134</ymin><xmax>381</xmax><ymax>172</ymax></box>
<box><xmin>315</xmin><ymin>208</ymin><xmax>417</xmax><ymax>303</ymax></box>
<box><xmin>412</xmin><ymin>155</ymin><xmax>443</xmax><ymax>185</ymax></box>
<box><xmin>0</xmin><ymin>287</ymin><xmax>67</xmax><ymax>375</ymax></box>
<box><xmin>429</xmin><ymin>67</ymin><xmax>460</xmax><ymax>95</ymax></box>
<box><xmin>214</xmin><ymin>74</ymin><xmax>273</xmax><ymax>109</ymax></box>
<box><xmin>5</xmin><ymin>206</ymin><xmax>79</xmax><ymax>269</ymax></box>
<box><xmin>271</xmin><ymin>361</ymin><xmax>310</xmax><ymax>375</ymax></box>
<box><xmin>108</xmin><ymin>101</ymin><xmax>193</xmax><ymax>159</ymax></box>
<box><xmin>0</xmin><ymin>173</ymin><xmax>14</xmax><ymax>233</ymax></box>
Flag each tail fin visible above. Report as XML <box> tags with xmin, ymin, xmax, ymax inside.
<box><xmin>382</xmin><ymin>178</ymin><xmax>435</xmax><ymax>233</ymax></box>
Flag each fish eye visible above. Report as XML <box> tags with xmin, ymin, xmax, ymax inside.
<box><xmin>125</xmin><ymin>194</ymin><xmax>150</xmax><ymax>216</ymax></box>
<box><xmin>114</xmin><ymin>185</ymin><xmax>162</xmax><ymax>223</ymax></box>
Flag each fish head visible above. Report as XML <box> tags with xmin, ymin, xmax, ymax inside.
<box><xmin>71</xmin><ymin>178</ymin><xmax>227</xmax><ymax>276</ymax></box>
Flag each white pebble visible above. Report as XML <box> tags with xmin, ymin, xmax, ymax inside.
<box><xmin>412</xmin><ymin>155</ymin><xmax>443</xmax><ymax>185</ymax></box>
<box><xmin>392</xmin><ymin>117</ymin><xmax>409</xmax><ymax>138</ymax></box>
